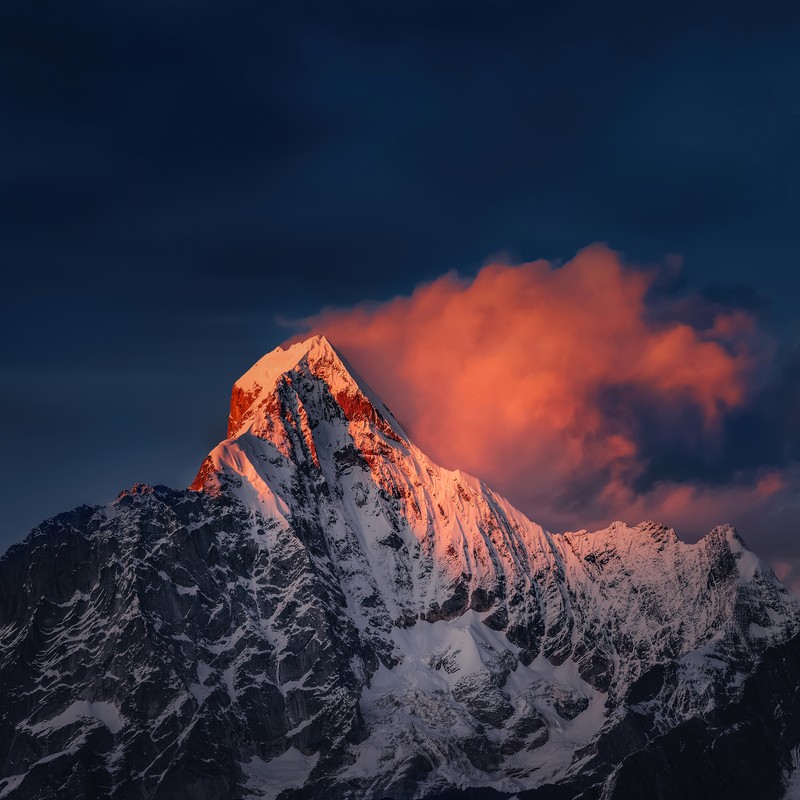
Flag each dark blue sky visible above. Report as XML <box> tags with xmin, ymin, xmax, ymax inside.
<box><xmin>2</xmin><ymin>1</ymin><xmax>799</xmax><ymax>555</ymax></box>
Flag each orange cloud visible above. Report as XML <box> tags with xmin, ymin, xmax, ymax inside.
<box><xmin>298</xmin><ymin>244</ymin><xmax>774</xmax><ymax>535</ymax></box>
<box><xmin>773</xmin><ymin>561</ymin><xmax>792</xmax><ymax>582</ymax></box>
<box><xmin>601</xmin><ymin>470</ymin><xmax>788</xmax><ymax>540</ymax></box>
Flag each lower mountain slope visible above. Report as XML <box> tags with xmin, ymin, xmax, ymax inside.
<box><xmin>0</xmin><ymin>336</ymin><xmax>797</xmax><ymax>800</ymax></box>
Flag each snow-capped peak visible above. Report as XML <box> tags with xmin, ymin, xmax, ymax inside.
<box><xmin>226</xmin><ymin>334</ymin><xmax>407</xmax><ymax>441</ymax></box>
<box><xmin>180</xmin><ymin>329</ymin><xmax>800</xmax><ymax>797</ymax></box>
<box><xmin>233</xmin><ymin>334</ymin><xmax>334</xmax><ymax>397</ymax></box>
<box><xmin>4</xmin><ymin>336</ymin><xmax>800</xmax><ymax>800</ymax></box>
<box><xmin>191</xmin><ymin>335</ymin><xmax>798</xmax><ymax>679</ymax></box>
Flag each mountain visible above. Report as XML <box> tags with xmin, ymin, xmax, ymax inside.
<box><xmin>1</xmin><ymin>334</ymin><xmax>799</xmax><ymax>800</ymax></box>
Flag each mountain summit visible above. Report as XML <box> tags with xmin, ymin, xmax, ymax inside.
<box><xmin>220</xmin><ymin>335</ymin><xmax>405</xmax><ymax>442</ymax></box>
<box><xmin>1</xmin><ymin>336</ymin><xmax>800</xmax><ymax>800</ymax></box>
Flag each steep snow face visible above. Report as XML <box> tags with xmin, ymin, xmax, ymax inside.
<box><xmin>1</xmin><ymin>335</ymin><xmax>798</xmax><ymax>800</ymax></box>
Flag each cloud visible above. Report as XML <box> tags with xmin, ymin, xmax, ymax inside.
<box><xmin>297</xmin><ymin>244</ymin><xmax>794</xmax><ymax>546</ymax></box>
<box><xmin>773</xmin><ymin>561</ymin><xmax>792</xmax><ymax>582</ymax></box>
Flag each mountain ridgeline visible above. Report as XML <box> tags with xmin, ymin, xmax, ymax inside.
<box><xmin>1</xmin><ymin>335</ymin><xmax>799</xmax><ymax>800</ymax></box>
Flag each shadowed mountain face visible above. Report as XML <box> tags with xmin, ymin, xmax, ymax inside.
<box><xmin>1</xmin><ymin>335</ymin><xmax>799</xmax><ymax>800</ymax></box>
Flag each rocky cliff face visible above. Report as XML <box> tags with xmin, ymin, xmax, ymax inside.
<box><xmin>1</xmin><ymin>335</ymin><xmax>798</xmax><ymax>800</ymax></box>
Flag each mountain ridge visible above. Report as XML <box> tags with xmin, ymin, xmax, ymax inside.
<box><xmin>0</xmin><ymin>335</ymin><xmax>798</xmax><ymax>800</ymax></box>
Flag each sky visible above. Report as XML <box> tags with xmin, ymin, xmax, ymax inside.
<box><xmin>1</xmin><ymin>1</ymin><xmax>799</xmax><ymax>579</ymax></box>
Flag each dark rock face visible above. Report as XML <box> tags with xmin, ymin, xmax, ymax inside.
<box><xmin>1</xmin><ymin>336</ymin><xmax>799</xmax><ymax>800</ymax></box>
<box><xmin>595</xmin><ymin>631</ymin><xmax>800</xmax><ymax>800</ymax></box>
<box><xmin>0</xmin><ymin>486</ymin><xmax>373</xmax><ymax>800</ymax></box>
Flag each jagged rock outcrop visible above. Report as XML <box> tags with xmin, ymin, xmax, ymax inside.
<box><xmin>0</xmin><ymin>335</ymin><xmax>798</xmax><ymax>800</ymax></box>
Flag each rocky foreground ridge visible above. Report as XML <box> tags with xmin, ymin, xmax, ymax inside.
<box><xmin>1</xmin><ymin>335</ymin><xmax>799</xmax><ymax>800</ymax></box>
